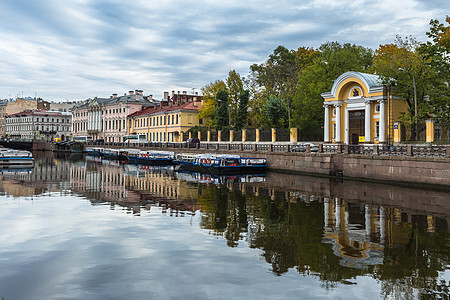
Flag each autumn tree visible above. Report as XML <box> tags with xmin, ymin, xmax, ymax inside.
<box><xmin>199</xmin><ymin>80</ymin><xmax>226</xmax><ymax>128</ymax></box>
<box><xmin>371</xmin><ymin>36</ymin><xmax>435</xmax><ymax>139</ymax></box>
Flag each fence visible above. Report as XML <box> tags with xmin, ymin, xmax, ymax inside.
<box><xmin>91</xmin><ymin>141</ymin><xmax>450</xmax><ymax>158</ymax></box>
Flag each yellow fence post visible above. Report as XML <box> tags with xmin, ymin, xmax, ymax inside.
<box><xmin>207</xmin><ymin>131</ymin><xmax>211</xmax><ymax>142</ymax></box>
<box><xmin>426</xmin><ymin>119</ymin><xmax>435</xmax><ymax>143</ymax></box>
<box><xmin>229</xmin><ymin>130</ymin><xmax>234</xmax><ymax>142</ymax></box>
<box><xmin>272</xmin><ymin>128</ymin><xmax>276</xmax><ymax>143</ymax></box>
<box><xmin>255</xmin><ymin>129</ymin><xmax>260</xmax><ymax>143</ymax></box>
<box><xmin>242</xmin><ymin>129</ymin><xmax>246</xmax><ymax>142</ymax></box>
<box><xmin>197</xmin><ymin>131</ymin><xmax>202</xmax><ymax>141</ymax></box>
<box><xmin>188</xmin><ymin>131</ymin><xmax>192</xmax><ymax>139</ymax></box>
<box><xmin>290</xmin><ymin>128</ymin><xmax>298</xmax><ymax>143</ymax></box>
<box><xmin>393</xmin><ymin>122</ymin><xmax>401</xmax><ymax>143</ymax></box>
<box><xmin>218</xmin><ymin>130</ymin><xmax>222</xmax><ymax>142</ymax></box>
<box><xmin>180</xmin><ymin>132</ymin><xmax>184</xmax><ymax>142</ymax></box>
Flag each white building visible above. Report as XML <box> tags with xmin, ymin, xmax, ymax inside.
<box><xmin>5</xmin><ymin>110</ymin><xmax>72</xmax><ymax>141</ymax></box>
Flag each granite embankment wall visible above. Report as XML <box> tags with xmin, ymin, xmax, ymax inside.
<box><xmin>109</xmin><ymin>146</ymin><xmax>450</xmax><ymax>187</ymax></box>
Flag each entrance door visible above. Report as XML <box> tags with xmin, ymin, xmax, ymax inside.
<box><xmin>349</xmin><ymin>110</ymin><xmax>365</xmax><ymax>144</ymax></box>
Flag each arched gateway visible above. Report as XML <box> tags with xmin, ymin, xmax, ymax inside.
<box><xmin>321</xmin><ymin>71</ymin><xmax>408</xmax><ymax>145</ymax></box>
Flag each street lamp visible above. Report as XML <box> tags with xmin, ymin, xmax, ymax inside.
<box><xmin>398</xmin><ymin>67</ymin><xmax>417</xmax><ymax>125</ymax></box>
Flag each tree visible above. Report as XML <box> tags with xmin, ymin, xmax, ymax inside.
<box><xmin>215</xmin><ymin>89</ymin><xmax>229</xmax><ymax>131</ymax></box>
<box><xmin>226</xmin><ymin>70</ymin><xmax>244</xmax><ymax>127</ymax></box>
<box><xmin>292</xmin><ymin>42</ymin><xmax>373</xmax><ymax>140</ymax></box>
<box><xmin>418</xmin><ymin>18</ymin><xmax>450</xmax><ymax>123</ymax></box>
<box><xmin>199</xmin><ymin>80</ymin><xmax>226</xmax><ymax>128</ymax></box>
<box><xmin>250</xmin><ymin>46</ymin><xmax>297</xmax><ymax>127</ymax></box>
<box><xmin>234</xmin><ymin>89</ymin><xmax>249</xmax><ymax>131</ymax></box>
<box><xmin>265</xmin><ymin>95</ymin><xmax>288</xmax><ymax>128</ymax></box>
<box><xmin>371</xmin><ymin>36</ymin><xmax>436</xmax><ymax>139</ymax></box>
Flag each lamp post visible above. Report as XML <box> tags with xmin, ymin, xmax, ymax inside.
<box><xmin>399</xmin><ymin>67</ymin><xmax>417</xmax><ymax>139</ymax></box>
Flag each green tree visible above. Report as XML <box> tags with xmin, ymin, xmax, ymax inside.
<box><xmin>226</xmin><ymin>70</ymin><xmax>244</xmax><ymax>127</ymax></box>
<box><xmin>234</xmin><ymin>89</ymin><xmax>249</xmax><ymax>131</ymax></box>
<box><xmin>265</xmin><ymin>95</ymin><xmax>288</xmax><ymax>128</ymax></box>
<box><xmin>215</xmin><ymin>89</ymin><xmax>229</xmax><ymax>131</ymax></box>
<box><xmin>418</xmin><ymin>18</ymin><xmax>450</xmax><ymax>123</ymax></box>
<box><xmin>250</xmin><ymin>46</ymin><xmax>297</xmax><ymax>127</ymax></box>
<box><xmin>199</xmin><ymin>80</ymin><xmax>226</xmax><ymax>128</ymax></box>
<box><xmin>293</xmin><ymin>42</ymin><xmax>373</xmax><ymax>140</ymax></box>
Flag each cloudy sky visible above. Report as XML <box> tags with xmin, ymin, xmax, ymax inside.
<box><xmin>0</xmin><ymin>0</ymin><xmax>447</xmax><ymax>101</ymax></box>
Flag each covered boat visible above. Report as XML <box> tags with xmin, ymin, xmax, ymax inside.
<box><xmin>0</xmin><ymin>148</ymin><xmax>34</xmax><ymax>168</ymax></box>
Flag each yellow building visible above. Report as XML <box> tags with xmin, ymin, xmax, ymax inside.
<box><xmin>128</xmin><ymin>100</ymin><xmax>203</xmax><ymax>142</ymax></box>
<box><xmin>321</xmin><ymin>71</ymin><xmax>409</xmax><ymax>144</ymax></box>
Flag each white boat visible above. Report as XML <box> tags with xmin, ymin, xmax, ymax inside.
<box><xmin>0</xmin><ymin>148</ymin><xmax>34</xmax><ymax>168</ymax></box>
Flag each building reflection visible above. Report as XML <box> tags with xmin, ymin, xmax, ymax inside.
<box><xmin>2</xmin><ymin>153</ymin><xmax>447</xmax><ymax>298</ymax></box>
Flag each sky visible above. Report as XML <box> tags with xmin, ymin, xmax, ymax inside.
<box><xmin>0</xmin><ymin>0</ymin><xmax>448</xmax><ymax>102</ymax></box>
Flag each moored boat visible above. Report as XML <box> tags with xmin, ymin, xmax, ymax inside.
<box><xmin>134</xmin><ymin>150</ymin><xmax>175</xmax><ymax>165</ymax></box>
<box><xmin>0</xmin><ymin>148</ymin><xmax>34</xmax><ymax>168</ymax></box>
<box><xmin>176</xmin><ymin>153</ymin><xmax>266</xmax><ymax>174</ymax></box>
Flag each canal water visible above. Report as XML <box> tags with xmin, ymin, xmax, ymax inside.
<box><xmin>0</xmin><ymin>152</ymin><xmax>448</xmax><ymax>300</ymax></box>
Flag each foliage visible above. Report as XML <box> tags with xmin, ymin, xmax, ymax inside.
<box><xmin>234</xmin><ymin>89</ymin><xmax>249</xmax><ymax>131</ymax></box>
<box><xmin>226</xmin><ymin>69</ymin><xmax>244</xmax><ymax>127</ymax></box>
<box><xmin>292</xmin><ymin>42</ymin><xmax>373</xmax><ymax>139</ymax></box>
<box><xmin>418</xmin><ymin>18</ymin><xmax>450</xmax><ymax>123</ymax></box>
<box><xmin>265</xmin><ymin>95</ymin><xmax>288</xmax><ymax>128</ymax></box>
<box><xmin>199</xmin><ymin>80</ymin><xmax>226</xmax><ymax>127</ymax></box>
<box><xmin>215</xmin><ymin>89</ymin><xmax>229</xmax><ymax>131</ymax></box>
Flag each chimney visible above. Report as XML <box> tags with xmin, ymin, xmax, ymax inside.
<box><xmin>164</xmin><ymin>92</ymin><xmax>169</xmax><ymax>100</ymax></box>
<box><xmin>183</xmin><ymin>91</ymin><xmax>187</xmax><ymax>95</ymax></box>
<box><xmin>139</xmin><ymin>90</ymin><xmax>143</xmax><ymax>95</ymax></box>
<box><xmin>149</xmin><ymin>95</ymin><xmax>153</xmax><ymax>101</ymax></box>
<box><xmin>178</xmin><ymin>91</ymin><xmax>180</xmax><ymax>94</ymax></box>
<box><xmin>113</xmin><ymin>93</ymin><xmax>118</xmax><ymax>98</ymax></box>
<box><xmin>129</xmin><ymin>91</ymin><xmax>134</xmax><ymax>95</ymax></box>
<box><xmin>195</xmin><ymin>92</ymin><xmax>198</xmax><ymax>95</ymax></box>
<box><xmin>110</xmin><ymin>96</ymin><xmax>112</xmax><ymax>98</ymax></box>
<box><xmin>172</xmin><ymin>90</ymin><xmax>175</xmax><ymax>96</ymax></box>
<box><xmin>136</xmin><ymin>93</ymin><xmax>140</xmax><ymax>100</ymax></box>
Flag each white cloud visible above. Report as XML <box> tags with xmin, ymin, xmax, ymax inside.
<box><xmin>0</xmin><ymin>0</ymin><xmax>447</xmax><ymax>101</ymax></box>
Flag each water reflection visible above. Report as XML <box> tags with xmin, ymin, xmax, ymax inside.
<box><xmin>1</xmin><ymin>152</ymin><xmax>449</xmax><ymax>299</ymax></box>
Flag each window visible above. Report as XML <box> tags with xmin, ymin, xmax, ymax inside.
<box><xmin>332</xmin><ymin>108</ymin><xmax>336</xmax><ymax>116</ymax></box>
<box><xmin>375</xmin><ymin>104</ymin><xmax>380</xmax><ymax>113</ymax></box>
<box><xmin>375</xmin><ymin>121</ymin><xmax>380</xmax><ymax>138</ymax></box>
<box><xmin>176</xmin><ymin>114</ymin><xmax>178</xmax><ymax>124</ymax></box>
<box><xmin>333</xmin><ymin>123</ymin><xmax>336</xmax><ymax>139</ymax></box>
<box><xmin>188</xmin><ymin>114</ymin><xmax>193</xmax><ymax>124</ymax></box>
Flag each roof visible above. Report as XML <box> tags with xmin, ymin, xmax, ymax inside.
<box><xmin>76</xmin><ymin>93</ymin><xmax>155</xmax><ymax>109</ymax></box>
<box><xmin>322</xmin><ymin>71</ymin><xmax>384</xmax><ymax>99</ymax></box>
<box><xmin>6</xmin><ymin>109</ymin><xmax>70</xmax><ymax>117</ymax></box>
<box><xmin>129</xmin><ymin>101</ymin><xmax>202</xmax><ymax>118</ymax></box>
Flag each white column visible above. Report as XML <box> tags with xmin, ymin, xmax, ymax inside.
<box><xmin>335</xmin><ymin>197</ymin><xmax>341</xmax><ymax>229</ymax></box>
<box><xmin>344</xmin><ymin>108</ymin><xmax>349</xmax><ymax>144</ymax></box>
<box><xmin>365</xmin><ymin>205</ymin><xmax>371</xmax><ymax>237</ymax></box>
<box><xmin>324</xmin><ymin>104</ymin><xmax>330</xmax><ymax>142</ymax></box>
<box><xmin>365</xmin><ymin>100</ymin><xmax>371</xmax><ymax>142</ymax></box>
<box><xmin>379</xmin><ymin>100</ymin><xmax>386</xmax><ymax>143</ymax></box>
<box><xmin>379</xmin><ymin>206</ymin><xmax>385</xmax><ymax>244</ymax></box>
<box><xmin>335</xmin><ymin>104</ymin><xmax>341</xmax><ymax>142</ymax></box>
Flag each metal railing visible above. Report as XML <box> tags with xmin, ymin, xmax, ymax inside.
<box><xmin>79</xmin><ymin>141</ymin><xmax>450</xmax><ymax>158</ymax></box>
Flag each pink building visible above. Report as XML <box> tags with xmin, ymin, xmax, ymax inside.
<box><xmin>72</xmin><ymin>90</ymin><xmax>156</xmax><ymax>142</ymax></box>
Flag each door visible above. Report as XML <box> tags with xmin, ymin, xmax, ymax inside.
<box><xmin>349</xmin><ymin>110</ymin><xmax>365</xmax><ymax>144</ymax></box>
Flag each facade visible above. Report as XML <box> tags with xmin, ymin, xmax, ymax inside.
<box><xmin>127</xmin><ymin>91</ymin><xmax>203</xmax><ymax>142</ymax></box>
<box><xmin>5</xmin><ymin>110</ymin><xmax>72</xmax><ymax>141</ymax></box>
<box><xmin>49</xmin><ymin>101</ymin><xmax>80</xmax><ymax>113</ymax></box>
<box><xmin>321</xmin><ymin>71</ymin><xmax>409</xmax><ymax>144</ymax></box>
<box><xmin>0</xmin><ymin>97</ymin><xmax>49</xmax><ymax>139</ymax></box>
<box><xmin>72</xmin><ymin>90</ymin><xmax>155</xmax><ymax>142</ymax></box>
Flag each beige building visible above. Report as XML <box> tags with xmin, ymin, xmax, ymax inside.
<box><xmin>0</xmin><ymin>98</ymin><xmax>49</xmax><ymax>139</ymax></box>
<box><xmin>128</xmin><ymin>92</ymin><xmax>203</xmax><ymax>142</ymax></box>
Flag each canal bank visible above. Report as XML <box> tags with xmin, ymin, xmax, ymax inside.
<box><xmin>87</xmin><ymin>145</ymin><xmax>450</xmax><ymax>188</ymax></box>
